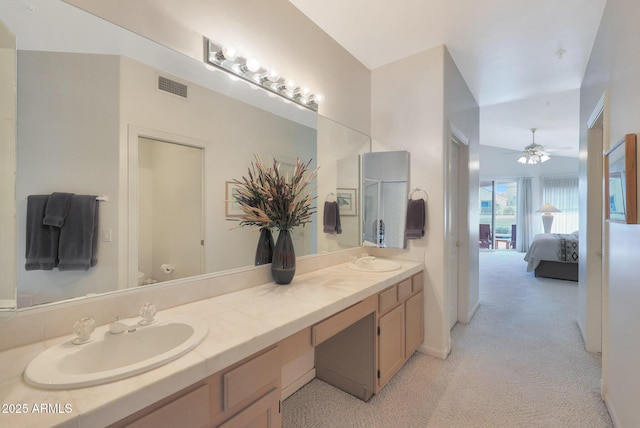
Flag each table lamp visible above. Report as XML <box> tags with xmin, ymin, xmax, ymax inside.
<box><xmin>537</xmin><ymin>203</ymin><xmax>561</xmax><ymax>233</ymax></box>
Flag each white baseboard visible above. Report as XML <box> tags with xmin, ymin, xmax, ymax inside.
<box><xmin>281</xmin><ymin>369</ymin><xmax>316</xmax><ymax>401</ymax></box>
<box><xmin>576</xmin><ymin>319</ymin><xmax>587</xmax><ymax>349</ymax></box>
<box><xmin>466</xmin><ymin>301</ymin><xmax>480</xmax><ymax>323</ymax></box>
<box><xmin>603</xmin><ymin>393</ymin><xmax>620</xmax><ymax>427</ymax></box>
<box><xmin>418</xmin><ymin>342</ymin><xmax>450</xmax><ymax>360</ymax></box>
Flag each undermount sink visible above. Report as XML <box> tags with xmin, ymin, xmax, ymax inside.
<box><xmin>24</xmin><ymin>316</ymin><xmax>209</xmax><ymax>389</ymax></box>
<box><xmin>347</xmin><ymin>256</ymin><xmax>402</xmax><ymax>272</ymax></box>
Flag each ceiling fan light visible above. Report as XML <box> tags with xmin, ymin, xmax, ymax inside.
<box><xmin>517</xmin><ymin>155</ymin><xmax>527</xmax><ymax>164</ymax></box>
<box><xmin>540</xmin><ymin>154</ymin><xmax>550</xmax><ymax>162</ymax></box>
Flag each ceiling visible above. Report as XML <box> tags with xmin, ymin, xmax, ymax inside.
<box><xmin>289</xmin><ymin>0</ymin><xmax>607</xmax><ymax>158</ymax></box>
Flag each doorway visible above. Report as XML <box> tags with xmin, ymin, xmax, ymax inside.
<box><xmin>137</xmin><ymin>137</ymin><xmax>204</xmax><ymax>285</ymax></box>
<box><xmin>447</xmin><ymin>126</ymin><xmax>470</xmax><ymax>331</ymax></box>
<box><xmin>479</xmin><ymin>180</ymin><xmax>518</xmax><ymax>250</ymax></box>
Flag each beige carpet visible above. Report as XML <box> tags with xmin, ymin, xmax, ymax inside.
<box><xmin>282</xmin><ymin>250</ymin><xmax>612</xmax><ymax>427</ymax></box>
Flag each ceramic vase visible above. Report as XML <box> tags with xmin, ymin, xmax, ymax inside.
<box><xmin>255</xmin><ymin>228</ymin><xmax>274</xmax><ymax>266</ymax></box>
<box><xmin>271</xmin><ymin>229</ymin><xmax>296</xmax><ymax>284</ymax></box>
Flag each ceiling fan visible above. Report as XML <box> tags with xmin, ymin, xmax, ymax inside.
<box><xmin>517</xmin><ymin>128</ymin><xmax>550</xmax><ymax>164</ymax></box>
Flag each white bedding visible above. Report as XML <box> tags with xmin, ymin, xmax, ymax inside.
<box><xmin>524</xmin><ymin>233</ymin><xmax>579</xmax><ymax>272</ymax></box>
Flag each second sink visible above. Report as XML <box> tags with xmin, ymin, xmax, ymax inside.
<box><xmin>347</xmin><ymin>256</ymin><xmax>402</xmax><ymax>272</ymax></box>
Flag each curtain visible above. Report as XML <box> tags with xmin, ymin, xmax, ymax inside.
<box><xmin>541</xmin><ymin>176</ymin><xmax>579</xmax><ymax>233</ymax></box>
<box><xmin>517</xmin><ymin>177</ymin><xmax>533</xmax><ymax>252</ymax></box>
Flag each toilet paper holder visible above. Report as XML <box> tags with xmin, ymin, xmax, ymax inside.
<box><xmin>160</xmin><ymin>263</ymin><xmax>175</xmax><ymax>274</ymax></box>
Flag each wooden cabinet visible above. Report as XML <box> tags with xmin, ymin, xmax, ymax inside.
<box><xmin>114</xmin><ymin>269</ymin><xmax>424</xmax><ymax>427</ymax></box>
<box><xmin>211</xmin><ymin>347</ymin><xmax>281</xmax><ymax>427</ymax></box>
<box><xmin>113</xmin><ymin>347</ymin><xmax>282</xmax><ymax>428</ymax></box>
<box><xmin>314</xmin><ymin>271</ymin><xmax>425</xmax><ymax>397</ymax></box>
<box><xmin>377</xmin><ymin>304</ymin><xmax>405</xmax><ymax>388</ymax></box>
<box><xmin>115</xmin><ymin>384</ymin><xmax>210</xmax><ymax>428</ymax></box>
<box><xmin>376</xmin><ymin>272</ymin><xmax>425</xmax><ymax>391</ymax></box>
<box><xmin>218</xmin><ymin>388</ymin><xmax>280</xmax><ymax>428</ymax></box>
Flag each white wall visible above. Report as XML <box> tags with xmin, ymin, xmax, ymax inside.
<box><xmin>444</xmin><ymin>48</ymin><xmax>480</xmax><ymax>326</ymax></box>
<box><xmin>65</xmin><ymin>0</ymin><xmax>371</xmax><ymax>135</ymax></box>
<box><xmin>372</xmin><ymin>45</ymin><xmax>479</xmax><ymax>358</ymax></box>
<box><xmin>581</xmin><ymin>0</ymin><xmax>640</xmax><ymax>425</ymax></box>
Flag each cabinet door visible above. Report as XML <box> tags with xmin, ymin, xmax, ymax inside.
<box><xmin>377</xmin><ymin>304</ymin><xmax>404</xmax><ymax>390</ymax></box>
<box><xmin>218</xmin><ymin>388</ymin><xmax>280</xmax><ymax>428</ymax></box>
<box><xmin>405</xmin><ymin>290</ymin><xmax>424</xmax><ymax>358</ymax></box>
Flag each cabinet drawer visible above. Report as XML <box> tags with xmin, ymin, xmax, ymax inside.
<box><xmin>397</xmin><ymin>278</ymin><xmax>412</xmax><ymax>302</ymax></box>
<box><xmin>126</xmin><ymin>384</ymin><xmax>209</xmax><ymax>428</ymax></box>
<box><xmin>223</xmin><ymin>347</ymin><xmax>280</xmax><ymax>412</ymax></box>
<box><xmin>312</xmin><ymin>295</ymin><xmax>376</xmax><ymax>346</ymax></box>
<box><xmin>378</xmin><ymin>285</ymin><xmax>398</xmax><ymax>315</ymax></box>
<box><xmin>412</xmin><ymin>271</ymin><xmax>424</xmax><ymax>293</ymax></box>
<box><xmin>218</xmin><ymin>388</ymin><xmax>280</xmax><ymax>428</ymax></box>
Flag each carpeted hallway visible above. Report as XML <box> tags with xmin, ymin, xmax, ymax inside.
<box><xmin>282</xmin><ymin>250</ymin><xmax>613</xmax><ymax>427</ymax></box>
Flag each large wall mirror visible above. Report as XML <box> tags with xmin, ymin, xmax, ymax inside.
<box><xmin>362</xmin><ymin>151</ymin><xmax>410</xmax><ymax>249</ymax></box>
<box><xmin>1</xmin><ymin>0</ymin><xmax>370</xmax><ymax>311</ymax></box>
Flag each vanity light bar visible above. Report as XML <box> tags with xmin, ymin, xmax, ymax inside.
<box><xmin>204</xmin><ymin>38</ymin><xmax>323</xmax><ymax>112</ymax></box>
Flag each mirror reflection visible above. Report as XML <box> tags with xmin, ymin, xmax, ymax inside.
<box><xmin>0</xmin><ymin>19</ymin><xmax>16</xmax><ymax>309</ymax></box>
<box><xmin>2</xmin><ymin>0</ymin><xmax>370</xmax><ymax>310</ymax></box>
<box><xmin>362</xmin><ymin>151</ymin><xmax>410</xmax><ymax>249</ymax></box>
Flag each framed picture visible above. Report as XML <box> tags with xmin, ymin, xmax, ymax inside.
<box><xmin>337</xmin><ymin>188</ymin><xmax>357</xmax><ymax>216</ymax></box>
<box><xmin>605</xmin><ymin>133</ymin><xmax>637</xmax><ymax>224</ymax></box>
<box><xmin>225</xmin><ymin>181</ymin><xmax>243</xmax><ymax>217</ymax></box>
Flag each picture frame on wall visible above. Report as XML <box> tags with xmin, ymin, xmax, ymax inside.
<box><xmin>225</xmin><ymin>181</ymin><xmax>243</xmax><ymax>217</ymax></box>
<box><xmin>604</xmin><ymin>133</ymin><xmax>637</xmax><ymax>224</ymax></box>
<box><xmin>337</xmin><ymin>188</ymin><xmax>357</xmax><ymax>216</ymax></box>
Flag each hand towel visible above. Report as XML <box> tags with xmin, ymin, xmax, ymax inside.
<box><xmin>25</xmin><ymin>195</ymin><xmax>59</xmax><ymax>270</ymax></box>
<box><xmin>405</xmin><ymin>198</ymin><xmax>426</xmax><ymax>239</ymax></box>
<box><xmin>57</xmin><ymin>195</ymin><xmax>98</xmax><ymax>271</ymax></box>
<box><xmin>323</xmin><ymin>201</ymin><xmax>342</xmax><ymax>234</ymax></box>
<box><xmin>42</xmin><ymin>192</ymin><xmax>75</xmax><ymax>227</ymax></box>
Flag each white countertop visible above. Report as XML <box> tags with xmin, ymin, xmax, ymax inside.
<box><xmin>0</xmin><ymin>259</ymin><xmax>423</xmax><ymax>428</ymax></box>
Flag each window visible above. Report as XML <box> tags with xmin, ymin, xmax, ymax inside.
<box><xmin>541</xmin><ymin>176</ymin><xmax>579</xmax><ymax>233</ymax></box>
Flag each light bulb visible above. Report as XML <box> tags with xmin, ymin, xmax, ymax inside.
<box><xmin>245</xmin><ymin>57</ymin><xmax>261</xmax><ymax>72</ymax></box>
<box><xmin>222</xmin><ymin>45</ymin><xmax>238</xmax><ymax>61</ymax></box>
<box><xmin>301</xmin><ymin>87</ymin><xmax>311</xmax><ymax>97</ymax></box>
<box><xmin>314</xmin><ymin>93</ymin><xmax>325</xmax><ymax>104</ymax></box>
<box><xmin>517</xmin><ymin>156</ymin><xmax>527</xmax><ymax>164</ymax></box>
<box><xmin>266</xmin><ymin>69</ymin><xmax>280</xmax><ymax>82</ymax></box>
<box><xmin>540</xmin><ymin>154</ymin><xmax>550</xmax><ymax>162</ymax></box>
<box><xmin>285</xmin><ymin>79</ymin><xmax>297</xmax><ymax>91</ymax></box>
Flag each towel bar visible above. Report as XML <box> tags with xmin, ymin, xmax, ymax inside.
<box><xmin>408</xmin><ymin>188</ymin><xmax>428</xmax><ymax>201</ymax></box>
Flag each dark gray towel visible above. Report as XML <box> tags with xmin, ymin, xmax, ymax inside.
<box><xmin>57</xmin><ymin>195</ymin><xmax>99</xmax><ymax>271</ymax></box>
<box><xmin>323</xmin><ymin>201</ymin><xmax>342</xmax><ymax>234</ymax></box>
<box><xmin>43</xmin><ymin>192</ymin><xmax>74</xmax><ymax>227</ymax></box>
<box><xmin>25</xmin><ymin>195</ymin><xmax>59</xmax><ymax>270</ymax></box>
<box><xmin>405</xmin><ymin>198</ymin><xmax>425</xmax><ymax>239</ymax></box>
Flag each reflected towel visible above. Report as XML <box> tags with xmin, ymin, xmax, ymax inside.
<box><xmin>43</xmin><ymin>192</ymin><xmax>75</xmax><ymax>227</ymax></box>
<box><xmin>323</xmin><ymin>201</ymin><xmax>342</xmax><ymax>234</ymax></box>
<box><xmin>25</xmin><ymin>195</ymin><xmax>59</xmax><ymax>270</ymax></box>
<box><xmin>405</xmin><ymin>198</ymin><xmax>425</xmax><ymax>239</ymax></box>
<box><xmin>57</xmin><ymin>195</ymin><xmax>99</xmax><ymax>271</ymax></box>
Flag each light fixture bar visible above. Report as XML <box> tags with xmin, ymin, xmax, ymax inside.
<box><xmin>204</xmin><ymin>38</ymin><xmax>322</xmax><ymax>112</ymax></box>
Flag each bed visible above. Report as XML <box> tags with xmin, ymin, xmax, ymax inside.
<box><xmin>524</xmin><ymin>232</ymin><xmax>578</xmax><ymax>281</ymax></box>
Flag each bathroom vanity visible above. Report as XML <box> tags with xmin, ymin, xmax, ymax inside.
<box><xmin>112</xmin><ymin>270</ymin><xmax>424</xmax><ymax>427</ymax></box>
<box><xmin>0</xmin><ymin>259</ymin><xmax>423</xmax><ymax>428</ymax></box>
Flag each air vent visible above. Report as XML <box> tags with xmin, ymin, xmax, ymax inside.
<box><xmin>158</xmin><ymin>75</ymin><xmax>188</xmax><ymax>99</ymax></box>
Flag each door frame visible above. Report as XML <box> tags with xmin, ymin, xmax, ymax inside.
<box><xmin>585</xmin><ymin>91</ymin><xmax>608</xmax><ymax>391</ymax></box>
<box><xmin>445</xmin><ymin>122</ymin><xmax>471</xmax><ymax>328</ymax></box>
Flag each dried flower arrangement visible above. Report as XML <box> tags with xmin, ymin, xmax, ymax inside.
<box><xmin>231</xmin><ymin>155</ymin><xmax>318</xmax><ymax>231</ymax></box>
